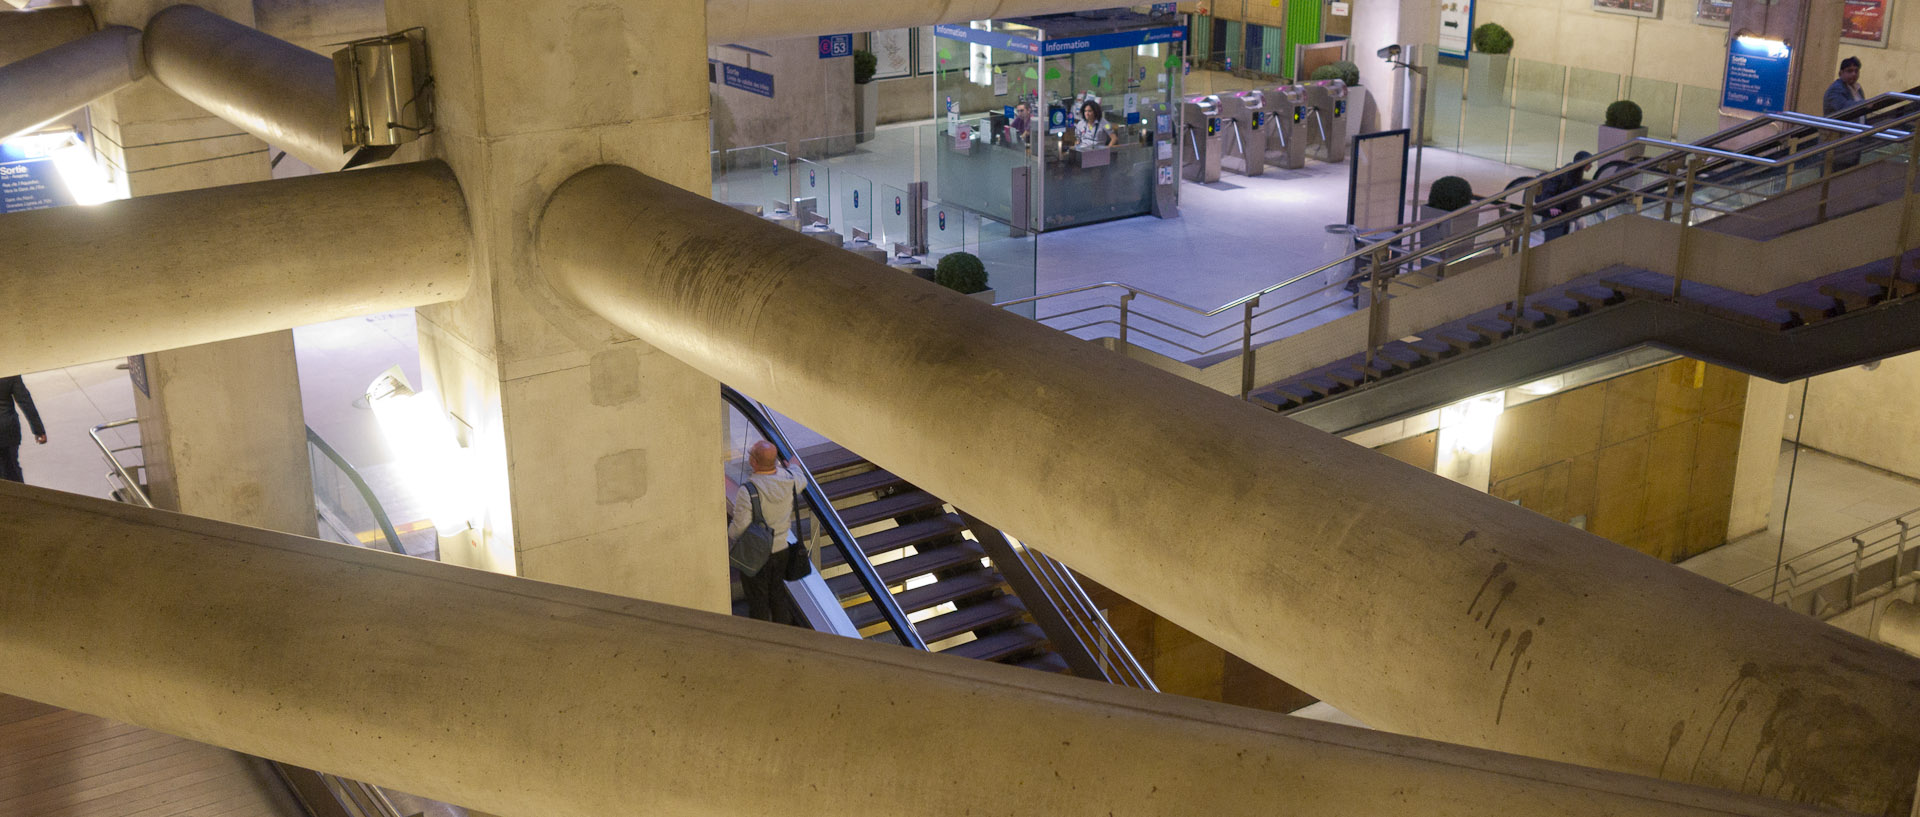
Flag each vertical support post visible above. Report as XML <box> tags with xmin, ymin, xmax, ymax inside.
<box><xmin>1890</xmin><ymin>131</ymin><xmax>1920</xmax><ymax>293</ymax></box>
<box><xmin>1673</xmin><ymin>155</ymin><xmax>1699</xmax><ymax>299</ymax></box>
<box><xmin>1239</xmin><ymin>296</ymin><xmax>1259</xmax><ymax>400</ymax></box>
<box><xmin>1009</xmin><ymin>164</ymin><xmax>1032</xmax><ymax>238</ymax></box>
<box><xmin>1117</xmin><ymin>291</ymin><xmax>1134</xmax><ymax>348</ymax></box>
<box><xmin>1816</xmin><ymin>148</ymin><xmax>1835</xmax><ymax>223</ymax></box>
<box><xmin>907</xmin><ymin>180</ymin><xmax>930</xmax><ymax>255</ymax></box>
<box><xmin>1366</xmin><ymin>245</ymin><xmax>1389</xmax><ymax>379</ymax></box>
<box><xmin>1516</xmin><ymin>184</ymin><xmax>1536</xmax><ymax>316</ymax></box>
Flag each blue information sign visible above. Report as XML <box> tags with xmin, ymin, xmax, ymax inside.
<box><xmin>818</xmin><ymin>34</ymin><xmax>852</xmax><ymax>59</ymax></box>
<box><xmin>721</xmin><ymin>62</ymin><xmax>776</xmax><ymax>98</ymax></box>
<box><xmin>933</xmin><ymin>23</ymin><xmax>1185</xmax><ymax>57</ymax></box>
<box><xmin>1722</xmin><ymin>37</ymin><xmax>1792</xmax><ymax>114</ymax></box>
<box><xmin>0</xmin><ymin>157</ymin><xmax>75</xmax><ymax>214</ymax></box>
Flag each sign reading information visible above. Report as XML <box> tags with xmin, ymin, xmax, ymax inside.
<box><xmin>1721</xmin><ymin>37</ymin><xmax>1792</xmax><ymax>114</ymax></box>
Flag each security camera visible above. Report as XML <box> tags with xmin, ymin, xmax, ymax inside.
<box><xmin>1377</xmin><ymin>44</ymin><xmax>1402</xmax><ymax>60</ymax></box>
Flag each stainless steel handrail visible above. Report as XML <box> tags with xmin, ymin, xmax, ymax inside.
<box><xmin>88</xmin><ymin>418</ymin><xmax>152</xmax><ymax>508</ymax></box>
<box><xmin>1730</xmin><ymin>505</ymin><xmax>1920</xmax><ymax>617</ymax></box>
<box><xmin>1000</xmin><ymin>535</ymin><xmax>1157</xmax><ymax>691</ymax></box>
<box><xmin>1003</xmin><ymin>90</ymin><xmax>1920</xmax><ymax>397</ymax></box>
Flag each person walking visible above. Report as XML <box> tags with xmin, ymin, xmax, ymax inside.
<box><xmin>0</xmin><ymin>375</ymin><xmax>47</xmax><ymax>483</ymax></box>
<box><xmin>1824</xmin><ymin>56</ymin><xmax>1866</xmax><ymax>117</ymax></box>
<box><xmin>1538</xmin><ymin>151</ymin><xmax>1592</xmax><ymax>241</ymax></box>
<box><xmin>727</xmin><ymin>440</ymin><xmax>806</xmax><ymax>625</ymax></box>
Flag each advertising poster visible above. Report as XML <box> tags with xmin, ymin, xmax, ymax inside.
<box><xmin>1842</xmin><ymin>0</ymin><xmax>1890</xmax><ymax>46</ymax></box>
<box><xmin>870</xmin><ymin>29</ymin><xmax>912</xmax><ymax>79</ymax></box>
<box><xmin>1694</xmin><ymin>0</ymin><xmax>1732</xmax><ymax>26</ymax></box>
<box><xmin>1594</xmin><ymin>0</ymin><xmax>1662</xmax><ymax>18</ymax></box>
<box><xmin>1438</xmin><ymin>0</ymin><xmax>1474</xmax><ymax>58</ymax></box>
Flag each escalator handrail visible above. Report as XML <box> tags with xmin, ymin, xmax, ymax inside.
<box><xmin>304</xmin><ymin>427</ymin><xmax>406</xmax><ymax>555</ymax></box>
<box><xmin>720</xmin><ymin>386</ymin><xmax>928</xmax><ymax>650</ymax></box>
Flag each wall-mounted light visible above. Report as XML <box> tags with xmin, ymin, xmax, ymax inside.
<box><xmin>366</xmin><ymin>366</ymin><xmax>475</xmax><ymax>538</ymax></box>
<box><xmin>1734</xmin><ymin>34</ymin><xmax>1790</xmax><ymax>58</ymax></box>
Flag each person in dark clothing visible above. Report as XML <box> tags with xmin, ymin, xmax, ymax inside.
<box><xmin>1824</xmin><ymin>57</ymin><xmax>1865</xmax><ymax>117</ymax></box>
<box><xmin>1538</xmin><ymin>151</ymin><xmax>1592</xmax><ymax>241</ymax></box>
<box><xmin>0</xmin><ymin>376</ymin><xmax>47</xmax><ymax>483</ymax></box>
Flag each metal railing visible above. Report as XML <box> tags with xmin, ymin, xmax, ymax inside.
<box><xmin>305</xmin><ymin>428</ymin><xmax>406</xmax><ymax>555</ymax></box>
<box><xmin>998</xmin><ymin>534</ymin><xmax>1157</xmax><ymax>690</ymax></box>
<box><xmin>1730</xmin><ymin>506</ymin><xmax>1920</xmax><ymax>620</ymax></box>
<box><xmin>999</xmin><ymin>90</ymin><xmax>1920</xmax><ymax>400</ymax></box>
<box><xmin>88</xmin><ymin>418</ymin><xmax>151</xmax><ymax>508</ymax></box>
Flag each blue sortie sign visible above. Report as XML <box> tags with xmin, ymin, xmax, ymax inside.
<box><xmin>1722</xmin><ymin>38</ymin><xmax>1792</xmax><ymax>114</ymax></box>
<box><xmin>0</xmin><ymin>158</ymin><xmax>74</xmax><ymax>214</ymax></box>
<box><xmin>818</xmin><ymin>34</ymin><xmax>852</xmax><ymax>58</ymax></box>
<box><xmin>722</xmin><ymin>62</ymin><xmax>776</xmax><ymax>98</ymax></box>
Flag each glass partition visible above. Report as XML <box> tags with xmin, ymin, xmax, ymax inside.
<box><xmin>837</xmin><ymin>170</ymin><xmax>874</xmax><ymax>242</ymax></box>
<box><xmin>1626</xmin><ymin>77</ymin><xmax>1679</xmax><ymax>140</ymax></box>
<box><xmin>877</xmin><ymin>182</ymin><xmax>912</xmax><ymax>252</ymax></box>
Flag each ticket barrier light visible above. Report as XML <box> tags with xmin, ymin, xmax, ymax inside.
<box><xmin>1265</xmin><ymin>85</ymin><xmax>1313</xmax><ymax>170</ymax></box>
<box><xmin>1180</xmin><ymin>95</ymin><xmax>1224</xmax><ymax>183</ymax></box>
<box><xmin>1218</xmin><ymin>92</ymin><xmax>1267</xmax><ymax>177</ymax></box>
<box><xmin>1304</xmin><ymin>79</ymin><xmax>1349</xmax><ymax>163</ymax></box>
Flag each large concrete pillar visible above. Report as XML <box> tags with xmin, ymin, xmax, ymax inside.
<box><xmin>0</xmin><ymin>6</ymin><xmax>93</xmax><ymax>66</ymax></box>
<box><xmin>378</xmin><ymin>0</ymin><xmax>725</xmax><ymax>610</ymax></box>
<box><xmin>0</xmin><ymin>482</ymin><xmax>1871</xmax><ymax>817</ymax></box>
<box><xmin>0</xmin><ymin>25</ymin><xmax>143</xmax><ymax>141</ymax></box>
<box><xmin>539</xmin><ymin>165</ymin><xmax>1920</xmax><ymax>816</ymax></box>
<box><xmin>1727</xmin><ymin>0</ymin><xmax>1844</xmax><ymax>117</ymax></box>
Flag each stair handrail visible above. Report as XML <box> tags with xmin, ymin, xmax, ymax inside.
<box><xmin>720</xmin><ymin>385</ymin><xmax>928</xmax><ymax>650</ymax></box>
<box><xmin>88</xmin><ymin>418</ymin><xmax>152</xmax><ymax>508</ymax></box>
<box><xmin>1729</xmin><ymin>504</ymin><xmax>1920</xmax><ymax>617</ymax></box>
<box><xmin>304</xmin><ymin>427</ymin><xmax>406</xmax><ymax>555</ymax></box>
<box><xmin>1000</xmin><ymin>91</ymin><xmax>1920</xmax><ymax>397</ymax></box>
<box><xmin>1001</xmin><ymin>534</ymin><xmax>1158</xmax><ymax>690</ymax></box>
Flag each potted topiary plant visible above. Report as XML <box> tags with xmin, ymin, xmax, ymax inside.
<box><xmin>853</xmin><ymin>49</ymin><xmax>879</xmax><ymax>143</ymax></box>
<box><xmin>1309</xmin><ymin>60</ymin><xmax>1369</xmax><ymax>131</ymax></box>
<box><xmin>934</xmin><ymin>251</ymin><xmax>993</xmax><ymax>303</ymax></box>
<box><xmin>1422</xmin><ymin>176</ymin><xmax>1479</xmax><ymax>260</ymax></box>
<box><xmin>1468</xmin><ymin>23</ymin><xmax>1514</xmax><ymax>106</ymax></box>
<box><xmin>1599</xmin><ymin>99</ymin><xmax>1645</xmax><ymax>159</ymax></box>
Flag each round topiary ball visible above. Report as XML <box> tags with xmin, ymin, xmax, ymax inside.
<box><xmin>1472</xmin><ymin>23</ymin><xmax>1514</xmax><ymax>55</ymax></box>
<box><xmin>1310</xmin><ymin>60</ymin><xmax>1361</xmax><ymax>88</ymax></box>
<box><xmin>1428</xmin><ymin>176</ymin><xmax>1475</xmax><ymax>211</ymax></box>
<box><xmin>1605</xmin><ymin>100</ymin><xmax>1643</xmax><ymax>130</ymax></box>
<box><xmin>935</xmin><ymin>251</ymin><xmax>989</xmax><ymax>294</ymax></box>
<box><xmin>853</xmin><ymin>50</ymin><xmax>877</xmax><ymax>84</ymax></box>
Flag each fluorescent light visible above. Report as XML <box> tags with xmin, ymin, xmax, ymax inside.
<box><xmin>1736</xmin><ymin>35</ymin><xmax>1790</xmax><ymax>58</ymax></box>
<box><xmin>366</xmin><ymin>366</ymin><xmax>477</xmax><ymax>537</ymax></box>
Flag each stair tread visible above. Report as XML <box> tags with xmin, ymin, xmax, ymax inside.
<box><xmin>915</xmin><ymin>595</ymin><xmax>1030</xmax><ymax>643</ymax></box>
<box><xmin>825</xmin><ymin>539</ymin><xmax>987</xmax><ymax>596</ymax></box>
<box><xmin>940</xmin><ymin>623</ymin><xmax>1049</xmax><ymax>662</ymax></box>
<box><xmin>1015</xmin><ymin>652</ymin><xmax>1073</xmax><ymax>674</ymax></box>
<box><xmin>846</xmin><ymin>570</ymin><xmax>1005</xmax><ymax>627</ymax></box>
<box><xmin>838</xmin><ymin>489</ymin><xmax>946</xmax><ymax>529</ymax></box>
<box><xmin>819</xmin><ymin>468</ymin><xmax>906</xmax><ymax>501</ymax></box>
<box><xmin>797</xmin><ymin>443</ymin><xmax>868</xmax><ymax>475</ymax></box>
<box><xmin>823</xmin><ymin>514</ymin><xmax>966</xmax><ymax>567</ymax></box>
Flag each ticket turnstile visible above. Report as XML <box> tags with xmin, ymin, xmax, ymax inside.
<box><xmin>1219</xmin><ymin>91</ymin><xmax>1267</xmax><ymax>177</ymax></box>
<box><xmin>1180</xmin><ymin>95</ymin><xmax>1223</xmax><ymax>183</ymax></box>
<box><xmin>1147</xmin><ymin>100</ymin><xmax>1180</xmax><ymax>218</ymax></box>
<box><xmin>1304</xmin><ymin>79</ymin><xmax>1349</xmax><ymax>163</ymax></box>
<box><xmin>1265</xmin><ymin>85</ymin><xmax>1313</xmax><ymax>170</ymax></box>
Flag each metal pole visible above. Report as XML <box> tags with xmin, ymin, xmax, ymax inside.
<box><xmin>1118</xmin><ymin>291</ymin><xmax>1134</xmax><ymax>348</ymax></box>
<box><xmin>1239</xmin><ymin>296</ymin><xmax>1258</xmax><ymax>400</ymax></box>
<box><xmin>1411</xmin><ymin>63</ymin><xmax>1429</xmax><ymax>218</ymax></box>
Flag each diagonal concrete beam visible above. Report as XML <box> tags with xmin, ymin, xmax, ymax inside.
<box><xmin>142</xmin><ymin>4</ymin><xmax>366</xmax><ymax>172</ymax></box>
<box><xmin>538</xmin><ymin>165</ymin><xmax>1920</xmax><ymax>815</ymax></box>
<box><xmin>706</xmin><ymin>0</ymin><xmax>1145</xmax><ymax>45</ymax></box>
<box><xmin>0</xmin><ymin>6</ymin><xmax>93</xmax><ymax>66</ymax></box>
<box><xmin>0</xmin><ymin>160</ymin><xmax>470</xmax><ymax>374</ymax></box>
<box><xmin>0</xmin><ymin>481</ymin><xmax>1870</xmax><ymax>817</ymax></box>
<box><xmin>0</xmin><ymin>25</ymin><xmax>143</xmax><ymax>142</ymax></box>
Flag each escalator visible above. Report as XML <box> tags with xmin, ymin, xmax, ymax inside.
<box><xmin>1232</xmin><ymin>88</ymin><xmax>1920</xmax><ymax>434</ymax></box>
<box><xmin>722</xmin><ymin>387</ymin><xmax>1153</xmax><ymax>686</ymax></box>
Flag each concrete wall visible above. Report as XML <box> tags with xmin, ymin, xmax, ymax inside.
<box><xmin>710</xmin><ymin>35</ymin><xmax>857</xmax><ymax>150</ymax></box>
<box><xmin>1784</xmin><ymin>349</ymin><xmax>1920</xmax><ymax>480</ymax></box>
<box><xmin>1079</xmin><ymin>574</ymin><xmax>1320</xmax><ymax>714</ymax></box>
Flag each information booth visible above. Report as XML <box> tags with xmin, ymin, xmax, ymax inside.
<box><xmin>931</xmin><ymin>9</ymin><xmax>1185</xmax><ymax>231</ymax></box>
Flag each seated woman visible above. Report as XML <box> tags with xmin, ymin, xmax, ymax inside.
<box><xmin>1064</xmin><ymin>99</ymin><xmax>1117</xmax><ymax>153</ymax></box>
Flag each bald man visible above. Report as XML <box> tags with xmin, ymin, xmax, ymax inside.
<box><xmin>728</xmin><ymin>440</ymin><xmax>806</xmax><ymax>625</ymax></box>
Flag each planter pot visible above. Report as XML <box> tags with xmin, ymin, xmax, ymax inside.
<box><xmin>1597</xmin><ymin>125</ymin><xmax>1647</xmax><ymax>160</ymax></box>
<box><xmin>1466</xmin><ymin>53</ymin><xmax>1511</xmax><ymax>107</ymax></box>
<box><xmin>967</xmin><ymin>288</ymin><xmax>998</xmax><ymax>304</ymax></box>
<box><xmin>855</xmin><ymin>82</ymin><xmax>879</xmax><ymax>143</ymax></box>
<box><xmin>1419</xmin><ymin>204</ymin><xmax>1480</xmax><ymax>264</ymax></box>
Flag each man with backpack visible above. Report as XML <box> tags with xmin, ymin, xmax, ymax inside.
<box><xmin>727</xmin><ymin>440</ymin><xmax>807</xmax><ymax>625</ymax></box>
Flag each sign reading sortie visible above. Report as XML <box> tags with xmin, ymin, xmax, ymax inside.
<box><xmin>1721</xmin><ymin>36</ymin><xmax>1792</xmax><ymax>114</ymax></box>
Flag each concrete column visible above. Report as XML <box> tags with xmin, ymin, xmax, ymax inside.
<box><xmin>0</xmin><ymin>482</ymin><xmax>1873</xmax><ymax>817</ymax></box>
<box><xmin>1727</xmin><ymin>0</ymin><xmax>1845</xmax><ymax>116</ymax></box>
<box><xmin>540</xmin><ymin>165</ymin><xmax>1920</xmax><ymax>816</ymax></box>
<box><xmin>0</xmin><ymin>161</ymin><xmax>471</xmax><ymax>376</ymax></box>
<box><xmin>0</xmin><ymin>6</ymin><xmax>93</xmax><ymax>66</ymax></box>
<box><xmin>380</xmin><ymin>0</ymin><xmax>725</xmax><ymax>610</ymax></box>
<box><xmin>0</xmin><ymin>25</ymin><xmax>143</xmax><ymax>141</ymax></box>
<box><xmin>1727</xmin><ymin>377</ymin><xmax>1790</xmax><ymax>540</ymax></box>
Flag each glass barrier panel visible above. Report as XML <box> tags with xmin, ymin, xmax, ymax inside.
<box><xmin>1626</xmin><ymin>77</ymin><xmax>1678</xmax><ymax>140</ymax></box>
<box><xmin>977</xmin><ymin>216</ymin><xmax>1037</xmax><ymax>319</ymax></box>
<box><xmin>1423</xmin><ymin>55</ymin><xmax>1466</xmax><ymax>152</ymax></box>
<box><xmin>878</xmin><ymin>183</ymin><xmax>911</xmax><ymax>253</ymax></box>
<box><xmin>1565</xmin><ymin>67</ymin><xmax>1621</xmax><ymax>124</ymax></box>
<box><xmin>934</xmin><ymin>115</ymin><xmax>1030</xmax><ymax>224</ymax></box>
<box><xmin>1675</xmin><ymin>85</ymin><xmax>1723</xmax><ymax>143</ymax></box>
<box><xmin>794</xmin><ymin>157</ymin><xmax>832</xmax><ymax>230</ymax></box>
<box><xmin>838</xmin><ymin>170</ymin><xmax>874</xmax><ymax>243</ymax></box>
<box><xmin>1460</xmin><ymin>59</ymin><xmax>1513</xmax><ymax>164</ymax></box>
<box><xmin>1509</xmin><ymin>110</ymin><xmax>1562</xmax><ymax>171</ymax></box>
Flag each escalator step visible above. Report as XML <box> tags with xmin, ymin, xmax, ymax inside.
<box><xmin>1865</xmin><ymin>273</ymin><xmax>1920</xmax><ymax>298</ymax></box>
<box><xmin>1430</xmin><ymin>331</ymin><xmax>1484</xmax><ymax>351</ymax></box>
<box><xmin>825</xmin><ymin>538</ymin><xmax>987</xmax><ymax>597</ymax></box>
<box><xmin>1468</xmin><ymin>319</ymin><xmax>1515</xmax><ymax>340</ymax></box>
<box><xmin>1568</xmin><ymin>287</ymin><xmax>1627</xmax><ymax>309</ymax></box>
<box><xmin>838</xmin><ymin>489</ymin><xmax>946</xmax><ymax>529</ymax></box>
<box><xmin>846</xmin><ymin>569</ymin><xmax>1004</xmax><ymax>628</ymax></box>
<box><xmin>1300</xmin><ymin>376</ymin><xmax>1346</xmax><ymax>397</ymax></box>
<box><xmin>819</xmin><ymin>514</ymin><xmax>968</xmax><ymax>570</ymax></box>
<box><xmin>819</xmin><ymin>468</ymin><xmax>907</xmax><ymax>501</ymax></box>
<box><xmin>915</xmin><ymin>595</ymin><xmax>1030</xmax><ymax>643</ymax></box>
<box><xmin>1533</xmin><ymin>296</ymin><xmax>1587</xmax><ymax>320</ymax></box>
<box><xmin>1407</xmin><ymin>338</ymin><xmax>1458</xmax><ymax>359</ymax></box>
<box><xmin>1776</xmin><ymin>295</ymin><xmax>1842</xmax><ymax>323</ymax></box>
<box><xmin>1820</xmin><ymin>282</ymin><xmax>1885</xmax><ymax>310</ymax></box>
<box><xmin>1325</xmin><ymin>366</ymin><xmax>1367</xmax><ymax>388</ymax></box>
<box><xmin>940</xmin><ymin>623</ymin><xmax>1049</xmax><ymax>663</ymax></box>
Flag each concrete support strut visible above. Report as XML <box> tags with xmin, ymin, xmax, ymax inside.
<box><xmin>538</xmin><ymin>165</ymin><xmax>1920</xmax><ymax>816</ymax></box>
<box><xmin>0</xmin><ymin>483</ymin><xmax>1869</xmax><ymax>817</ymax></box>
<box><xmin>142</xmin><ymin>4</ymin><xmax>356</xmax><ymax>172</ymax></box>
<box><xmin>0</xmin><ymin>25</ymin><xmax>144</xmax><ymax>142</ymax></box>
<box><xmin>706</xmin><ymin>0</ymin><xmax>1133</xmax><ymax>45</ymax></box>
<box><xmin>0</xmin><ymin>6</ymin><xmax>93</xmax><ymax>66</ymax></box>
<box><xmin>0</xmin><ymin>160</ymin><xmax>470</xmax><ymax>374</ymax></box>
